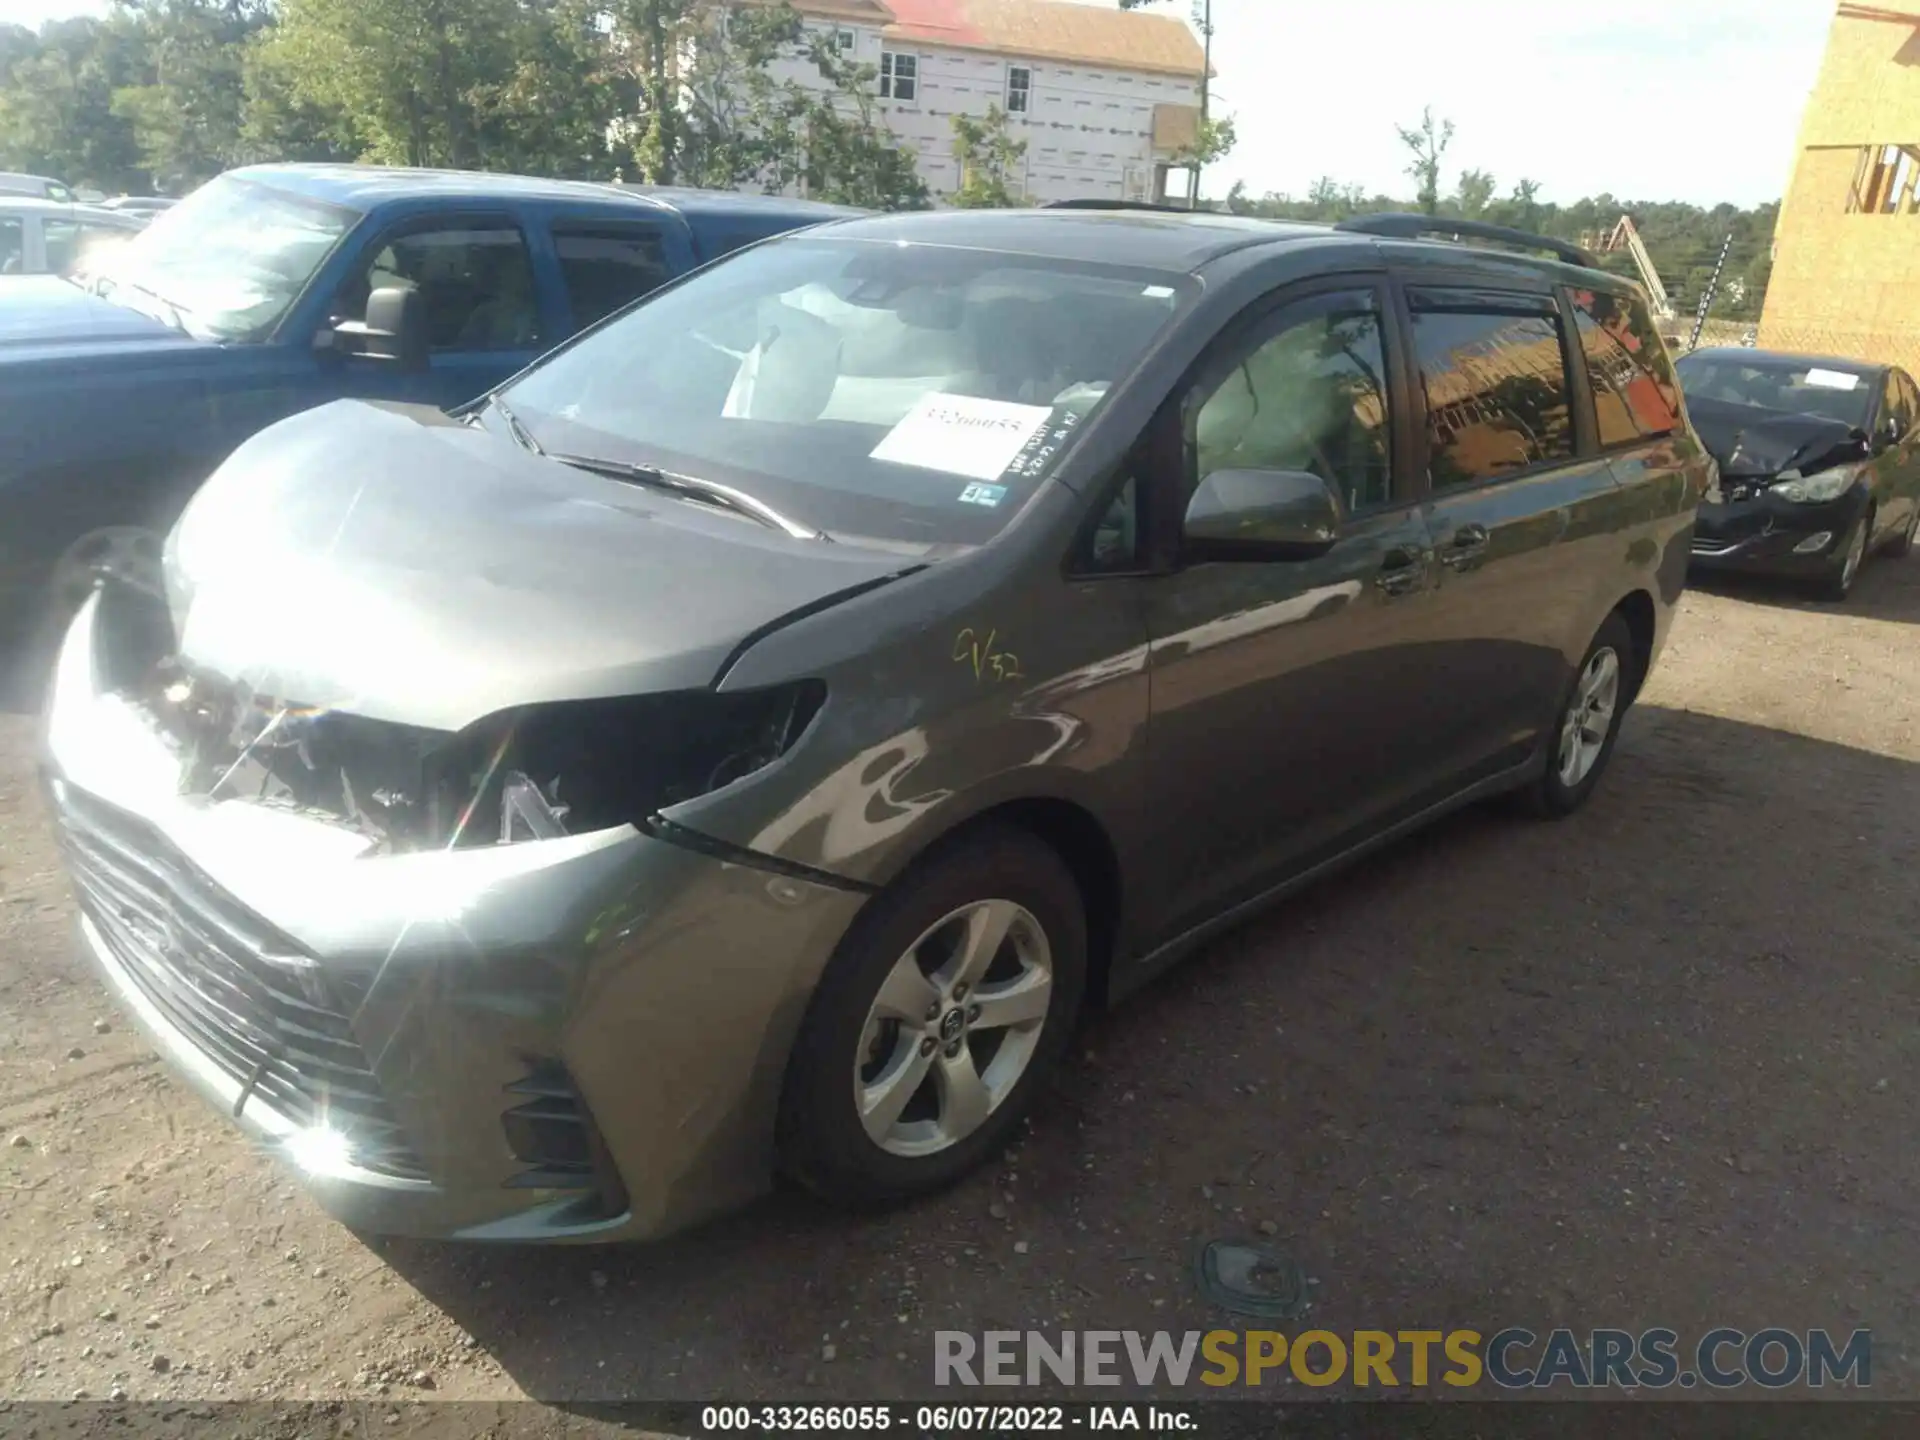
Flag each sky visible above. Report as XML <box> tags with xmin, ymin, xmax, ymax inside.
<box><xmin>7</xmin><ymin>0</ymin><xmax>1837</xmax><ymax>208</ymax></box>
<box><xmin>1109</xmin><ymin>0</ymin><xmax>1836</xmax><ymax>208</ymax></box>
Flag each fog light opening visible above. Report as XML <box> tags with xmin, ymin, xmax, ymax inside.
<box><xmin>1794</xmin><ymin>532</ymin><xmax>1834</xmax><ymax>554</ymax></box>
<box><xmin>284</xmin><ymin>1123</ymin><xmax>354</xmax><ymax>1176</ymax></box>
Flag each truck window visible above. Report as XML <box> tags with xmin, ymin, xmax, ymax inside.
<box><xmin>44</xmin><ymin>218</ymin><xmax>133</xmax><ymax>278</ymax></box>
<box><xmin>553</xmin><ymin>224</ymin><xmax>670</xmax><ymax>329</ymax></box>
<box><xmin>0</xmin><ymin>216</ymin><xmax>21</xmax><ymax>275</ymax></box>
<box><xmin>336</xmin><ymin>225</ymin><xmax>542</xmax><ymax>352</ymax></box>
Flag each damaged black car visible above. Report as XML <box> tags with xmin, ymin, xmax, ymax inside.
<box><xmin>1678</xmin><ymin>348</ymin><xmax>1920</xmax><ymax>600</ymax></box>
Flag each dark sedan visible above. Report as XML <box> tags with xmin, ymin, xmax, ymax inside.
<box><xmin>1679</xmin><ymin>348</ymin><xmax>1920</xmax><ymax>600</ymax></box>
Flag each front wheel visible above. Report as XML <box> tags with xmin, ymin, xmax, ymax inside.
<box><xmin>777</xmin><ymin>827</ymin><xmax>1087</xmax><ymax>1207</ymax></box>
<box><xmin>1886</xmin><ymin>503</ymin><xmax>1920</xmax><ymax>559</ymax></box>
<box><xmin>1818</xmin><ymin>513</ymin><xmax>1870</xmax><ymax>601</ymax></box>
<box><xmin>1516</xmin><ymin>613</ymin><xmax>1634</xmax><ymax>820</ymax></box>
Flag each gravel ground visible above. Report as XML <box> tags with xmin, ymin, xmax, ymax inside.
<box><xmin>2</xmin><ymin>561</ymin><xmax>1918</xmax><ymax>1410</ymax></box>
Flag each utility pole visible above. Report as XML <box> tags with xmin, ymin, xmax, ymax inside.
<box><xmin>1189</xmin><ymin>0</ymin><xmax>1211</xmax><ymax>209</ymax></box>
<box><xmin>1688</xmin><ymin>230</ymin><xmax>1735</xmax><ymax>353</ymax></box>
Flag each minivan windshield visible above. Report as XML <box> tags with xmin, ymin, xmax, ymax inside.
<box><xmin>87</xmin><ymin>174</ymin><xmax>358</xmax><ymax>341</ymax></box>
<box><xmin>1674</xmin><ymin>353</ymin><xmax>1876</xmax><ymax>430</ymax></box>
<box><xmin>501</xmin><ymin>236</ymin><xmax>1194</xmax><ymax>548</ymax></box>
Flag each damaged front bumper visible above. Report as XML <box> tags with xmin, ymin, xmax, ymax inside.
<box><xmin>41</xmin><ymin>591</ymin><xmax>869</xmax><ymax>1242</ymax></box>
<box><xmin>1688</xmin><ymin>486</ymin><xmax>1870</xmax><ymax>577</ymax></box>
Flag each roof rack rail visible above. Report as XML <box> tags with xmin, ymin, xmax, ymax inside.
<box><xmin>1334</xmin><ymin>212</ymin><xmax>1599</xmax><ymax>269</ymax></box>
<box><xmin>1042</xmin><ymin>199</ymin><xmax>1204</xmax><ymax>214</ymax></box>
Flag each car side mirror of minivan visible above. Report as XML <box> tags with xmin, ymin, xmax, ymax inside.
<box><xmin>328</xmin><ymin>285</ymin><xmax>428</xmax><ymax>373</ymax></box>
<box><xmin>1182</xmin><ymin>467</ymin><xmax>1343</xmax><ymax>561</ymax></box>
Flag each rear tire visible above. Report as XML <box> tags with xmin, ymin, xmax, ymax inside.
<box><xmin>777</xmin><ymin>826</ymin><xmax>1086</xmax><ymax>1208</ymax></box>
<box><xmin>1516</xmin><ymin>613</ymin><xmax>1635</xmax><ymax>820</ymax></box>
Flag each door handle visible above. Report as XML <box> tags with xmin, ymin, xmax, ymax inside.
<box><xmin>1440</xmin><ymin>523</ymin><xmax>1490</xmax><ymax>570</ymax></box>
<box><xmin>1374</xmin><ymin>548</ymin><xmax>1426</xmax><ymax>597</ymax></box>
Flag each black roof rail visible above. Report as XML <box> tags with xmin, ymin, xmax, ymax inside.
<box><xmin>1042</xmin><ymin>198</ymin><xmax>1206</xmax><ymax>214</ymax></box>
<box><xmin>1334</xmin><ymin>212</ymin><xmax>1599</xmax><ymax>270</ymax></box>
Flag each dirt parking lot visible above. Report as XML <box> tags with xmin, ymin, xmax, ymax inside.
<box><xmin>2</xmin><ymin>561</ymin><xmax>1918</xmax><ymax>1411</ymax></box>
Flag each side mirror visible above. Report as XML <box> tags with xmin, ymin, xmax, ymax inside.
<box><xmin>1886</xmin><ymin>414</ymin><xmax>1906</xmax><ymax>449</ymax></box>
<box><xmin>1183</xmin><ymin>467</ymin><xmax>1343</xmax><ymax>561</ymax></box>
<box><xmin>329</xmin><ymin>284</ymin><xmax>428</xmax><ymax>372</ymax></box>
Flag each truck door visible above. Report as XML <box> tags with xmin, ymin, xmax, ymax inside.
<box><xmin>323</xmin><ymin>212</ymin><xmax>552</xmax><ymax>411</ymax></box>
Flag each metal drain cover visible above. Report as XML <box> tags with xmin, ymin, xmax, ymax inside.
<box><xmin>1193</xmin><ymin>1240</ymin><xmax>1309</xmax><ymax>1319</ymax></box>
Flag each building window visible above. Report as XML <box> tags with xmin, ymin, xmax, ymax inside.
<box><xmin>830</xmin><ymin>28</ymin><xmax>855</xmax><ymax>52</ymax></box>
<box><xmin>1848</xmin><ymin>144</ymin><xmax>1920</xmax><ymax>213</ymax></box>
<box><xmin>1007</xmin><ymin>65</ymin><xmax>1031</xmax><ymax>113</ymax></box>
<box><xmin>881</xmin><ymin>52</ymin><xmax>917</xmax><ymax>101</ymax></box>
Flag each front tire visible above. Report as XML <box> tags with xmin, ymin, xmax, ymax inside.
<box><xmin>1819</xmin><ymin>512</ymin><xmax>1870</xmax><ymax>601</ymax></box>
<box><xmin>1517</xmin><ymin>613</ymin><xmax>1634</xmax><ymax>820</ymax></box>
<box><xmin>777</xmin><ymin>826</ymin><xmax>1087</xmax><ymax>1208</ymax></box>
<box><xmin>1886</xmin><ymin>503</ymin><xmax>1920</xmax><ymax>559</ymax></box>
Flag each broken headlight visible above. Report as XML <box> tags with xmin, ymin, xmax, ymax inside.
<box><xmin>428</xmin><ymin>681</ymin><xmax>826</xmax><ymax>849</ymax></box>
<box><xmin>1770</xmin><ymin>463</ymin><xmax>1862</xmax><ymax>505</ymax></box>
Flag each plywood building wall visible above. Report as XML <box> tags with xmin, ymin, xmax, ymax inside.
<box><xmin>1761</xmin><ymin>4</ymin><xmax>1920</xmax><ymax>373</ymax></box>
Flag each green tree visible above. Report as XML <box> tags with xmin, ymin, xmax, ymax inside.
<box><xmin>0</xmin><ymin>17</ymin><xmax>146</xmax><ymax>191</ymax></box>
<box><xmin>1451</xmin><ymin>167</ymin><xmax>1495</xmax><ymax>220</ymax></box>
<box><xmin>110</xmin><ymin>0</ymin><xmax>269</xmax><ymax>193</ymax></box>
<box><xmin>261</xmin><ymin>0</ymin><xmax>523</xmax><ymax>167</ymax></box>
<box><xmin>951</xmin><ymin>103</ymin><xmax>1026</xmax><ymax>208</ymax></box>
<box><xmin>1395</xmin><ymin>105</ymin><xmax>1454</xmax><ymax>216</ymax></box>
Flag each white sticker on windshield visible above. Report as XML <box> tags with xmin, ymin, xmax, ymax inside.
<box><xmin>869</xmin><ymin>392</ymin><xmax>1055</xmax><ymax>482</ymax></box>
<box><xmin>1804</xmin><ymin>368</ymin><xmax>1862</xmax><ymax>391</ymax></box>
<box><xmin>1143</xmin><ymin>285</ymin><xmax>1176</xmax><ymax>299</ymax></box>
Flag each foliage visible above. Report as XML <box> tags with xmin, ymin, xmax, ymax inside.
<box><xmin>1396</xmin><ymin>106</ymin><xmax>1454</xmax><ymax>217</ymax></box>
<box><xmin>1227</xmin><ymin>116</ymin><xmax>1780</xmax><ymax>323</ymax></box>
<box><xmin>951</xmin><ymin>104</ymin><xmax>1026</xmax><ymax>208</ymax></box>
<box><xmin>0</xmin><ymin>0</ymin><xmax>925</xmax><ymax>208</ymax></box>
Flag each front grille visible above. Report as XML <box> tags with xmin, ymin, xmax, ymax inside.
<box><xmin>54</xmin><ymin>783</ymin><xmax>429</xmax><ymax>1183</ymax></box>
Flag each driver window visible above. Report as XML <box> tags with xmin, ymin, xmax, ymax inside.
<box><xmin>333</xmin><ymin>225</ymin><xmax>541</xmax><ymax>352</ymax></box>
<box><xmin>1191</xmin><ymin>291</ymin><xmax>1393</xmax><ymax>514</ymax></box>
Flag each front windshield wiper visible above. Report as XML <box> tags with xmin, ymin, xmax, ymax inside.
<box><xmin>549</xmin><ymin>451</ymin><xmax>828</xmax><ymax>542</ymax></box>
<box><xmin>483</xmin><ymin>393</ymin><xmax>544</xmax><ymax>456</ymax></box>
<box><xmin>89</xmin><ymin>274</ymin><xmax>189</xmax><ymax>334</ymax></box>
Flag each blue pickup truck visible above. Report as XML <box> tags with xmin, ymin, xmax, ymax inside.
<box><xmin>0</xmin><ymin>164</ymin><xmax>859</xmax><ymax>650</ymax></box>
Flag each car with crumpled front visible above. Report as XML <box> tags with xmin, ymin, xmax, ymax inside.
<box><xmin>41</xmin><ymin>207</ymin><xmax>1705</xmax><ymax>1244</ymax></box>
<box><xmin>1678</xmin><ymin>348</ymin><xmax>1920</xmax><ymax>600</ymax></box>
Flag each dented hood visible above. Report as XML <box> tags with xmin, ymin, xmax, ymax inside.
<box><xmin>1685</xmin><ymin>394</ymin><xmax>1869</xmax><ymax>481</ymax></box>
<box><xmin>163</xmin><ymin>399</ymin><xmax>910</xmax><ymax>731</ymax></box>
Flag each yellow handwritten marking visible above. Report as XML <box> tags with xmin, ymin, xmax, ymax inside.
<box><xmin>952</xmin><ymin>627</ymin><xmax>1023</xmax><ymax>684</ymax></box>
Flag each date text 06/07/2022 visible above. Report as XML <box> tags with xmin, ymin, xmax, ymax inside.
<box><xmin>698</xmin><ymin>1404</ymin><xmax>1196</xmax><ymax>1433</ymax></box>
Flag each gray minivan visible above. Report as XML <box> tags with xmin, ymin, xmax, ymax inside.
<box><xmin>43</xmin><ymin>207</ymin><xmax>1708</xmax><ymax>1243</ymax></box>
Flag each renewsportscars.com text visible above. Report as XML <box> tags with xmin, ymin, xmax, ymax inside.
<box><xmin>934</xmin><ymin>1328</ymin><xmax>1871</xmax><ymax>1390</ymax></box>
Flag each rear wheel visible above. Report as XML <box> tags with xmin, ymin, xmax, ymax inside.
<box><xmin>777</xmin><ymin>827</ymin><xmax>1086</xmax><ymax>1207</ymax></box>
<box><xmin>1516</xmin><ymin>613</ymin><xmax>1634</xmax><ymax>820</ymax></box>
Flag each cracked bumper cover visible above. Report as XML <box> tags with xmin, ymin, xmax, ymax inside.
<box><xmin>41</xmin><ymin>594</ymin><xmax>869</xmax><ymax>1242</ymax></box>
<box><xmin>1689</xmin><ymin>489</ymin><xmax>1869</xmax><ymax>576</ymax></box>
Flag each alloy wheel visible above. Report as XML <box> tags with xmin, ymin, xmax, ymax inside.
<box><xmin>1839</xmin><ymin>520</ymin><xmax>1867</xmax><ymax>593</ymax></box>
<box><xmin>1556</xmin><ymin>646</ymin><xmax>1621</xmax><ymax>789</ymax></box>
<box><xmin>853</xmin><ymin>899</ymin><xmax>1053</xmax><ymax>1158</ymax></box>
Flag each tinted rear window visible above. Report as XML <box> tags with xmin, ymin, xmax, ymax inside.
<box><xmin>1569</xmin><ymin>288</ymin><xmax>1683</xmax><ymax>445</ymax></box>
<box><xmin>1408</xmin><ymin>289</ymin><xmax>1575</xmax><ymax>489</ymax></box>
